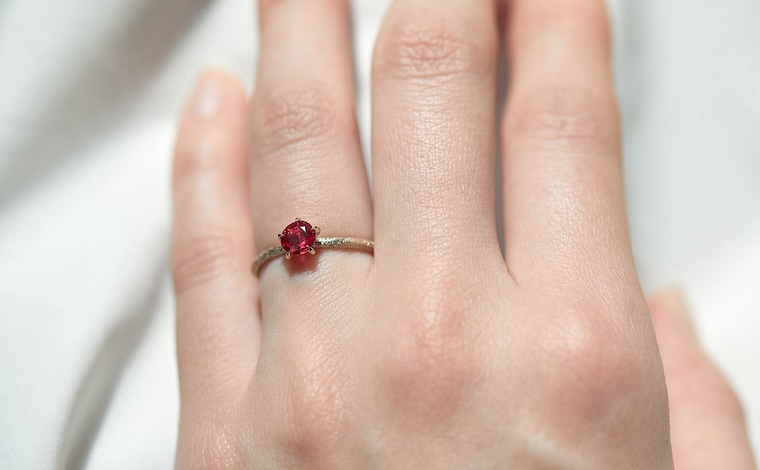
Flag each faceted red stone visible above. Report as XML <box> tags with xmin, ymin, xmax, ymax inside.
<box><xmin>279</xmin><ymin>220</ymin><xmax>317</xmax><ymax>257</ymax></box>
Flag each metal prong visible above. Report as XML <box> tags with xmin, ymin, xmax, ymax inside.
<box><xmin>295</xmin><ymin>217</ymin><xmax>300</xmax><ymax>222</ymax></box>
<box><xmin>278</xmin><ymin>233</ymin><xmax>284</xmax><ymax>239</ymax></box>
<box><xmin>313</xmin><ymin>226</ymin><xmax>321</xmax><ymax>236</ymax></box>
<box><xmin>285</xmin><ymin>252</ymin><xmax>291</xmax><ymax>260</ymax></box>
<box><xmin>308</xmin><ymin>246</ymin><xmax>316</xmax><ymax>255</ymax></box>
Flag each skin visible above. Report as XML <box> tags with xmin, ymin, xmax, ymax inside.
<box><xmin>170</xmin><ymin>0</ymin><xmax>757</xmax><ymax>468</ymax></box>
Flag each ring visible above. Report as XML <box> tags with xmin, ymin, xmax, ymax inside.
<box><xmin>251</xmin><ymin>218</ymin><xmax>374</xmax><ymax>275</ymax></box>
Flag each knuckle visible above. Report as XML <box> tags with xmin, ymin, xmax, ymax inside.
<box><xmin>505</xmin><ymin>88</ymin><xmax>618</xmax><ymax>151</ymax></box>
<box><xmin>252</xmin><ymin>83</ymin><xmax>346</xmax><ymax>159</ymax></box>
<box><xmin>378</xmin><ymin>276</ymin><xmax>483</xmax><ymax>423</ymax></box>
<box><xmin>172</xmin><ymin>233</ymin><xmax>240</xmax><ymax>294</ymax></box>
<box><xmin>534</xmin><ymin>304</ymin><xmax>651</xmax><ymax>417</ymax></box>
<box><xmin>280</xmin><ymin>344</ymin><xmax>350</xmax><ymax>461</ymax></box>
<box><xmin>374</xmin><ymin>17</ymin><xmax>491</xmax><ymax>81</ymax></box>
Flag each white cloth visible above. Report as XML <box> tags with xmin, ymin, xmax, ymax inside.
<box><xmin>0</xmin><ymin>0</ymin><xmax>757</xmax><ymax>468</ymax></box>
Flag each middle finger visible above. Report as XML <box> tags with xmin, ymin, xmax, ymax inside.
<box><xmin>371</xmin><ymin>0</ymin><xmax>502</xmax><ymax>271</ymax></box>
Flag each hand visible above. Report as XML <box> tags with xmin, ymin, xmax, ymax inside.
<box><xmin>170</xmin><ymin>0</ymin><xmax>755</xmax><ymax>468</ymax></box>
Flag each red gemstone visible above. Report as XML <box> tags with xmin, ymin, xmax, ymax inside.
<box><xmin>279</xmin><ymin>220</ymin><xmax>317</xmax><ymax>257</ymax></box>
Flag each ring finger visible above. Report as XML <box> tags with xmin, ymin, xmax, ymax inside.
<box><xmin>249</xmin><ymin>0</ymin><xmax>373</xmax><ymax>297</ymax></box>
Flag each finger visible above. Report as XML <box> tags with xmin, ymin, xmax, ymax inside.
<box><xmin>172</xmin><ymin>71</ymin><xmax>260</xmax><ymax>425</ymax></box>
<box><xmin>649</xmin><ymin>290</ymin><xmax>756</xmax><ymax>469</ymax></box>
<box><xmin>249</xmin><ymin>0</ymin><xmax>372</xmax><ymax>283</ymax></box>
<box><xmin>371</xmin><ymin>0</ymin><xmax>502</xmax><ymax>269</ymax></box>
<box><xmin>501</xmin><ymin>0</ymin><xmax>632</xmax><ymax>283</ymax></box>
<box><xmin>245</xmin><ymin>6</ymin><xmax>373</xmax><ymax>456</ymax></box>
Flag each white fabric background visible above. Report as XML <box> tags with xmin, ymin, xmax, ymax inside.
<box><xmin>0</xmin><ymin>0</ymin><xmax>757</xmax><ymax>468</ymax></box>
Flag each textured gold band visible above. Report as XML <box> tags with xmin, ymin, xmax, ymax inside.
<box><xmin>251</xmin><ymin>237</ymin><xmax>374</xmax><ymax>276</ymax></box>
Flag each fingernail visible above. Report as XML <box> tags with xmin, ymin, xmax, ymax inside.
<box><xmin>191</xmin><ymin>71</ymin><xmax>223</xmax><ymax>118</ymax></box>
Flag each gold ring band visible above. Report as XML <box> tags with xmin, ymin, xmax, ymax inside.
<box><xmin>252</xmin><ymin>219</ymin><xmax>374</xmax><ymax>275</ymax></box>
<box><xmin>251</xmin><ymin>237</ymin><xmax>374</xmax><ymax>275</ymax></box>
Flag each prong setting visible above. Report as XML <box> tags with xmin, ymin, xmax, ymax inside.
<box><xmin>279</xmin><ymin>219</ymin><xmax>318</xmax><ymax>261</ymax></box>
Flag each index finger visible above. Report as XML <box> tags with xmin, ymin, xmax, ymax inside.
<box><xmin>500</xmin><ymin>0</ymin><xmax>633</xmax><ymax>286</ymax></box>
